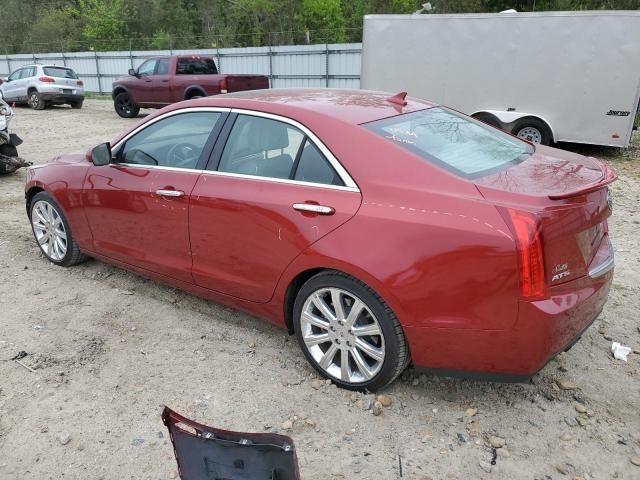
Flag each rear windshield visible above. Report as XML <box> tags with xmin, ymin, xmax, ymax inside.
<box><xmin>43</xmin><ymin>67</ymin><xmax>78</xmax><ymax>79</ymax></box>
<box><xmin>176</xmin><ymin>57</ymin><xmax>218</xmax><ymax>75</ymax></box>
<box><xmin>364</xmin><ymin>108</ymin><xmax>533</xmax><ymax>179</ymax></box>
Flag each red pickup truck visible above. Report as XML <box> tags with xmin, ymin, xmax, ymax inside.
<box><xmin>111</xmin><ymin>55</ymin><xmax>269</xmax><ymax>118</ymax></box>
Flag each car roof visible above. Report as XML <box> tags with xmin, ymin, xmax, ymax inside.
<box><xmin>200</xmin><ymin>88</ymin><xmax>436</xmax><ymax>125</ymax></box>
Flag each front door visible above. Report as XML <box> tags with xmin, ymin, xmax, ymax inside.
<box><xmin>189</xmin><ymin>112</ymin><xmax>362</xmax><ymax>302</ymax></box>
<box><xmin>129</xmin><ymin>59</ymin><xmax>157</xmax><ymax>105</ymax></box>
<box><xmin>2</xmin><ymin>68</ymin><xmax>24</xmax><ymax>102</ymax></box>
<box><xmin>83</xmin><ymin>109</ymin><xmax>227</xmax><ymax>282</ymax></box>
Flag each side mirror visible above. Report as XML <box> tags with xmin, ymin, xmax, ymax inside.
<box><xmin>128</xmin><ymin>68</ymin><xmax>138</xmax><ymax>77</ymax></box>
<box><xmin>91</xmin><ymin>142</ymin><xmax>112</xmax><ymax>166</ymax></box>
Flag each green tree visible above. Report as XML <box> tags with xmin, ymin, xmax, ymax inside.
<box><xmin>300</xmin><ymin>0</ymin><xmax>347</xmax><ymax>43</ymax></box>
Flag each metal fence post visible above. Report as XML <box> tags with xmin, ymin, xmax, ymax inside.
<box><xmin>268</xmin><ymin>33</ymin><xmax>273</xmax><ymax>87</ymax></box>
<box><xmin>216</xmin><ymin>36</ymin><xmax>222</xmax><ymax>73</ymax></box>
<box><xmin>6</xmin><ymin>56</ymin><xmax>11</xmax><ymax>75</ymax></box>
<box><xmin>94</xmin><ymin>51</ymin><xmax>103</xmax><ymax>94</ymax></box>
<box><xmin>325</xmin><ymin>34</ymin><xmax>330</xmax><ymax>88</ymax></box>
<box><xmin>129</xmin><ymin>39</ymin><xmax>134</xmax><ymax>70</ymax></box>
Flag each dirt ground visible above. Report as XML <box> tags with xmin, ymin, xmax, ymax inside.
<box><xmin>0</xmin><ymin>100</ymin><xmax>638</xmax><ymax>480</ymax></box>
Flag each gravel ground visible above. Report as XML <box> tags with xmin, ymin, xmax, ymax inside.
<box><xmin>0</xmin><ymin>100</ymin><xmax>639</xmax><ymax>480</ymax></box>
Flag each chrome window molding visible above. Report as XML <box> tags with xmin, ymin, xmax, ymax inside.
<box><xmin>108</xmin><ymin>105</ymin><xmax>361</xmax><ymax>193</ymax></box>
<box><xmin>111</xmin><ymin>107</ymin><xmax>232</xmax><ymax>152</ymax></box>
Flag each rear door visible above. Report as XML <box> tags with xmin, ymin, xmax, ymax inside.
<box><xmin>189</xmin><ymin>111</ymin><xmax>361</xmax><ymax>302</ymax></box>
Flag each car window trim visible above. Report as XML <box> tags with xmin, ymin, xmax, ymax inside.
<box><xmin>111</xmin><ymin>107</ymin><xmax>231</xmax><ymax>171</ymax></box>
<box><xmin>205</xmin><ymin>108</ymin><xmax>358</xmax><ymax>191</ymax></box>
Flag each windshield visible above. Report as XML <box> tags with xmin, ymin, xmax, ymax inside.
<box><xmin>364</xmin><ymin>108</ymin><xmax>533</xmax><ymax>179</ymax></box>
<box><xmin>43</xmin><ymin>67</ymin><xmax>78</xmax><ymax>79</ymax></box>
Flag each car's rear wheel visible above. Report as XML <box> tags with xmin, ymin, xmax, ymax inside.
<box><xmin>70</xmin><ymin>100</ymin><xmax>83</xmax><ymax>109</ymax></box>
<box><xmin>29</xmin><ymin>90</ymin><xmax>45</xmax><ymax>110</ymax></box>
<box><xmin>293</xmin><ymin>271</ymin><xmax>409</xmax><ymax>391</ymax></box>
<box><xmin>29</xmin><ymin>192</ymin><xmax>87</xmax><ymax>267</ymax></box>
<box><xmin>114</xmin><ymin>92</ymin><xmax>140</xmax><ymax>118</ymax></box>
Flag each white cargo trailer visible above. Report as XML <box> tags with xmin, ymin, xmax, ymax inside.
<box><xmin>361</xmin><ymin>11</ymin><xmax>640</xmax><ymax>147</ymax></box>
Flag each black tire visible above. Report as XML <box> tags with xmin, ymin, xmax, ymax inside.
<box><xmin>29</xmin><ymin>191</ymin><xmax>88</xmax><ymax>267</ymax></box>
<box><xmin>28</xmin><ymin>90</ymin><xmax>45</xmax><ymax>110</ymax></box>
<box><xmin>70</xmin><ymin>100</ymin><xmax>83</xmax><ymax>109</ymax></box>
<box><xmin>293</xmin><ymin>271</ymin><xmax>409</xmax><ymax>391</ymax></box>
<box><xmin>114</xmin><ymin>92</ymin><xmax>140</xmax><ymax>118</ymax></box>
<box><xmin>0</xmin><ymin>144</ymin><xmax>19</xmax><ymax>174</ymax></box>
<box><xmin>511</xmin><ymin>118</ymin><xmax>552</xmax><ymax>145</ymax></box>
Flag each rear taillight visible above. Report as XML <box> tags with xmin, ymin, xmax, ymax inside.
<box><xmin>505</xmin><ymin>208</ymin><xmax>546</xmax><ymax>300</ymax></box>
<box><xmin>38</xmin><ymin>76</ymin><xmax>55</xmax><ymax>83</ymax></box>
<box><xmin>77</xmin><ymin>80</ymin><xmax>84</xmax><ymax>86</ymax></box>
<box><xmin>220</xmin><ymin>78</ymin><xmax>227</xmax><ymax>94</ymax></box>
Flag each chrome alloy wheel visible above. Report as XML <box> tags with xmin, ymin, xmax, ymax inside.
<box><xmin>29</xmin><ymin>92</ymin><xmax>40</xmax><ymax>109</ymax></box>
<box><xmin>300</xmin><ymin>287</ymin><xmax>385</xmax><ymax>383</ymax></box>
<box><xmin>31</xmin><ymin>200</ymin><xmax>68</xmax><ymax>261</ymax></box>
<box><xmin>516</xmin><ymin>126</ymin><xmax>543</xmax><ymax>144</ymax></box>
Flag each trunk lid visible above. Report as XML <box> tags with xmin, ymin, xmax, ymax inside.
<box><xmin>224</xmin><ymin>74</ymin><xmax>270</xmax><ymax>92</ymax></box>
<box><xmin>476</xmin><ymin>145</ymin><xmax>615</xmax><ymax>285</ymax></box>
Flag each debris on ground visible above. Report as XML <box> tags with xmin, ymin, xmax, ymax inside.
<box><xmin>611</xmin><ymin>341</ymin><xmax>632</xmax><ymax>361</ymax></box>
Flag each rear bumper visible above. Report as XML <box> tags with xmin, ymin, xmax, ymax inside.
<box><xmin>405</xmin><ymin>239</ymin><xmax>613</xmax><ymax>380</ymax></box>
<box><xmin>40</xmin><ymin>92</ymin><xmax>84</xmax><ymax>104</ymax></box>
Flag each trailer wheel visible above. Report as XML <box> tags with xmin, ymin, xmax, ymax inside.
<box><xmin>512</xmin><ymin>118</ymin><xmax>552</xmax><ymax>145</ymax></box>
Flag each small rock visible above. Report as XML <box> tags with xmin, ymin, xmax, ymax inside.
<box><xmin>248</xmin><ymin>342</ymin><xmax>256</xmax><ymax>348</ymax></box>
<box><xmin>40</xmin><ymin>425</ymin><xmax>48</xmax><ymax>433</ymax></box>
<box><xmin>359</xmin><ymin>398</ymin><xmax>373</xmax><ymax>411</ymax></box>
<box><xmin>489</xmin><ymin>435</ymin><xmax>506</xmax><ymax>448</ymax></box>
<box><xmin>464</xmin><ymin>408</ymin><xmax>477</xmax><ymax>417</ymax></box>
<box><xmin>130</xmin><ymin>326</ymin><xmax>137</xmax><ymax>332</ymax></box>
<box><xmin>325</xmin><ymin>379</ymin><xmax>332</xmax><ymax>385</ymax></box>
<box><xmin>372</xmin><ymin>401</ymin><xmax>383</xmax><ymax>416</ymax></box>
<box><xmin>560</xmin><ymin>433</ymin><xmax>573</xmax><ymax>442</ymax></box>
<box><xmin>456</xmin><ymin>433</ymin><xmax>466</xmax><ymax>443</ymax></box>
<box><xmin>556</xmin><ymin>463</ymin><xmax>575</xmax><ymax>475</ymax></box>
<box><xmin>311</xmin><ymin>380</ymin><xmax>323</xmax><ymax>390</ymax></box>
<box><xmin>576</xmin><ymin>417</ymin><xmax>588</xmax><ymax>427</ymax></box>
<box><xmin>131</xmin><ymin>438</ymin><xmax>144</xmax><ymax>446</ymax></box>
<box><xmin>558</xmin><ymin>365</ymin><xmax>569</xmax><ymax>372</ymax></box>
<box><xmin>479</xmin><ymin>461</ymin><xmax>493</xmax><ymax>473</ymax></box>
<box><xmin>281</xmin><ymin>420</ymin><xmax>293</xmax><ymax>431</ymax></box>
<box><xmin>556</xmin><ymin>379</ymin><xmax>577</xmax><ymax>390</ymax></box>
<box><xmin>350</xmin><ymin>393</ymin><xmax>358</xmax><ymax>403</ymax></box>
<box><xmin>412</xmin><ymin>378</ymin><xmax>420</xmax><ymax>386</ymax></box>
<box><xmin>304</xmin><ymin>419</ymin><xmax>316</xmax><ymax>428</ymax></box>
<box><xmin>122</xmin><ymin>290</ymin><xmax>134</xmax><ymax>295</ymax></box>
<box><xmin>630</xmin><ymin>456</ymin><xmax>640</xmax><ymax>467</ymax></box>
<box><xmin>58</xmin><ymin>433</ymin><xmax>71</xmax><ymax>445</ymax></box>
<box><xmin>564</xmin><ymin>416</ymin><xmax>578</xmax><ymax>428</ymax></box>
<box><xmin>497</xmin><ymin>448</ymin><xmax>510</xmax><ymax>458</ymax></box>
<box><xmin>376</xmin><ymin>394</ymin><xmax>392</xmax><ymax>407</ymax></box>
<box><xmin>574</xmin><ymin>403</ymin><xmax>587</xmax><ymax>414</ymax></box>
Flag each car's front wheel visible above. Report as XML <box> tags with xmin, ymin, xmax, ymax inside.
<box><xmin>293</xmin><ymin>271</ymin><xmax>409</xmax><ymax>391</ymax></box>
<box><xmin>29</xmin><ymin>192</ymin><xmax>87</xmax><ymax>266</ymax></box>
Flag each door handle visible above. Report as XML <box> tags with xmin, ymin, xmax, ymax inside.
<box><xmin>293</xmin><ymin>203</ymin><xmax>335</xmax><ymax>215</ymax></box>
<box><xmin>156</xmin><ymin>189</ymin><xmax>184</xmax><ymax>198</ymax></box>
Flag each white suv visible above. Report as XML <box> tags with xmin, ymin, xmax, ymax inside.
<box><xmin>0</xmin><ymin>64</ymin><xmax>85</xmax><ymax>110</ymax></box>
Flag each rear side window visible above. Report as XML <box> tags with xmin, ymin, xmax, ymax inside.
<box><xmin>177</xmin><ymin>57</ymin><xmax>218</xmax><ymax>75</ymax></box>
<box><xmin>294</xmin><ymin>141</ymin><xmax>344</xmax><ymax>186</ymax></box>
<box><xmin>364</xmin><ymin>108</ymin><xmax>533</xmax><ymax>179</ymax></box>
<box><xmin>43</xmin><ymin>67</ymin><xmax>78</xmax><ymax>79</ymax></box>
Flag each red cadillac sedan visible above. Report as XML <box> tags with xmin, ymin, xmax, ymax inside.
<box><xmin>25</xmin><ymin>89</ymin><xmax>616</xmax><ymax>390</ymax></box>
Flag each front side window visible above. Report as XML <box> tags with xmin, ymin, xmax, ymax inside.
<box><xmin>8</xmin><ymin>69</ymin><xmax>22</xmax><ymax>81</ymax></box>
<box><xmin>177</xmin><ymin>57</ymin><xmax>218</xmax><ymax>75</ymax></box>
<box><xmin>364</xmin><ymin>107</ymin><xmax>533</xmax><ymax>179</ymax></box>
<box><xmin>137</xmin><ymin>59</ymin><xmax>157</xmax><ymax>76</ymax></box>
<box><xmin>156</xmin><ymin>59</ymin><xmax>170</xmax><ymax>75</ymax></box>
<box><xmin>43</xmin><ymin>67</ymin><xmax>78</xmax><ymax>79</ymax></box>
<box><xmin>218</xmin><ymin>115</ymin><xmax>305</xmax><ymax>180</ymax></box>
<box><xmin>119</xmin><ymin>112</ymin><xmax>222</xmax><ymax>169</ymax></box>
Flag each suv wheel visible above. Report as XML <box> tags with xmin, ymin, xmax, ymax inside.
<box><xmin>29</xmin><ymin>90</ymin><xmax>45</xmax><ymax>110</ymax></box>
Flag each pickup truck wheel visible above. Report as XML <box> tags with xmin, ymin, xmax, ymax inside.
<box><xmin>114</xmin><ymin>92</ymin><xmax>140</xmax><ymax>118</ymax></box>
<box><xmin>29</xmin><ymin>91</ymin><xmax>45</xmax><ymax>110</ymax></box>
